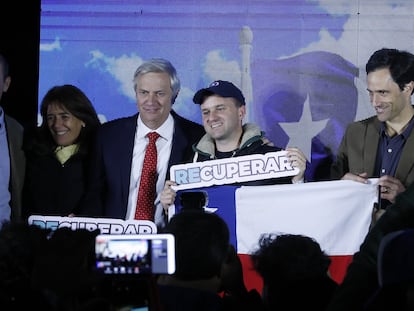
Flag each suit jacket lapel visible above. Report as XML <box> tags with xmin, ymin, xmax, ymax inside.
<box><xmin>396</xmin><ymin>129</ymin><xmax>414</xmax><ymax>183</ymax></box>
<box><xmin>169</xmin><ymin>119</ymin><xmax>187</xmax><ymax>168</ymax></box>
<box><xmin>119</xmin><ymin>115</ymin><xmax>138</xmax><ymax>199</ymax></box>
<box><xmin>364</xmin><ymin>119</ymin><xmax>381</xmax><ymax>175</ymax></box>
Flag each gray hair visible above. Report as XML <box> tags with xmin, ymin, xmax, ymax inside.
<box><xmin>133</xmin><ymin>58</ymin><xmax>180</xmax><ymax>103</ymax></box>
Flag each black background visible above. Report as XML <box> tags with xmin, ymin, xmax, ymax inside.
<box><xmin>1</xmin><ymin>1</ymin><xmax>41</xmax><ymax>129</ymax></box>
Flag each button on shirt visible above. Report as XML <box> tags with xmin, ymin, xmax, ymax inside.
<box><xmin>126</xmin><ymin>114</ymin><xmax>174</xmax><ymax>229</ymax></box>
<box><xmin>0</xmin><ymin>107</ymin><xmax>11</xmax><ymax>224</ymax></box>
<box><xmin>375</xmin><ymin>117</ymin><xmax>414</xmax><ymax>177</ymax></box>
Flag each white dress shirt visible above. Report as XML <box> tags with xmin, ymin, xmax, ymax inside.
<box><xmin>126</xmin><ymin>114</ymin><xmax>174</xmax><ymax>229</ymax></box>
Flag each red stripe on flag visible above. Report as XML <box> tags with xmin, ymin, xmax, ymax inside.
<box><xmin>239</xmin><ymin>254</ymin><xmax>263</xmax><ymax>292</ymax></box>
<box><xmin>328</xmin><ymin>255</ymin><xmax>354</xmax><ymax>283</ymax></box>
<box><xmin>239</xmin><ymin>254</ymin><xmax>353</xmax><ymax>293</ymax></box>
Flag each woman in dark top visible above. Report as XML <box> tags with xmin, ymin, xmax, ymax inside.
<box><xmin>23</xmin><ymin>84</ymin><xmax>101</xmax><ymax>218</ymax></box>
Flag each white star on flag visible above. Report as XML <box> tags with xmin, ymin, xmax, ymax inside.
<box><xmin>279</xmin><ymin>94</ymin><xmax>328</xmax><ymax>161</ymax></box>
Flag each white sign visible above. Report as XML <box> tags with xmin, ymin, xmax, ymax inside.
<box><xmin>170</xmin><ymin>151</ymin><xmax>299</xmax><ymax>190</ymax></box>
<box><xmin>28</xmin><ymin>215</ymin><xmax>157</xmax><ymax>234</ymax></box>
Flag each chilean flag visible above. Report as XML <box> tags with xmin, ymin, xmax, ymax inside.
<box><xmin>174</xmin><ymin>179</ymin><xmax>378</xmax><ymax>291</ymax></box>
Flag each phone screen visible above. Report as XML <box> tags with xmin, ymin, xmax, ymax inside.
<box><xmin>95</xmin><ymin>234</ymin><xmax>175</xmax><ymax>275</ymax></box>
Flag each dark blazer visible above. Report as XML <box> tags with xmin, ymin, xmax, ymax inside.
<box><xmin>79</xmin><ymin>110</ymin><xmax>205</xmax><ymax>219</ymax></box>
<box><xmin>23</xmin><ymin>151</ymin><xmax>88</xmax><ymax>218</ymax></box>
<box><xmin>5</xmin><ymin>115</ymin><xmax>25</xmax><ymax>223</ymax></box>
<box><xmin>331</xmin><ymin>115</ymin><xmax>414</xmax><ymax>187</ymax></box>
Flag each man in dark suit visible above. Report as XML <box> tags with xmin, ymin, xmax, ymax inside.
<box><xmin>0</xmin><ymin>52</ymin><xmax>25</xmax><ymax>226</ymax></box>
<box><xmin>331</xmin><ymin>48</ymin><xmax>414</xmax><ymax>213</ymax></box>
<box><xmin>79</xmin><ymin>58</ymin><xmax>205</xmax><ymax>229</ymax></box>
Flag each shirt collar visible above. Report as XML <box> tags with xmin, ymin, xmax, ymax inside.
<box><xmin>402</xmin><ymin>116</ymin><xmax>414</xmax><ymax>139</ymax></box>
<box><xmin>379</xmin><ymin>116</ymin><xmax>414</xmax><ymax>139</ymax></box>
<box><xmin>137</xmin><ymin>113</ymin><xmax>174</xmax><ymax>141</ymax></box>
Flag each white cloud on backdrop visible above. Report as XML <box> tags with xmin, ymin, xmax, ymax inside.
<box><xmin>39</xmin><ymin>1</ymin><xmax>414</xmax><ymax>123</ymax></box>
<box><xmin>86</xmin><ymin>51</ymin><xmax>143</xmax><ymax>101</ymax></box>
<box><xmin>39</xmin><ymin>37</ymin><xmax>61</xmax><ymax>52</ymax></box>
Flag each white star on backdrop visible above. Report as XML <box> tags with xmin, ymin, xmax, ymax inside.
<box><xmin>279</xmin><ymin>94</ymin><xmax>328</xmax><ymax>161</ymax></box>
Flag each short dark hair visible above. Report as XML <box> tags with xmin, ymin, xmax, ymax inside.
<box><xmin>251</xmin><ymin>233</ymin><xmax>331</xmax><ymax>285</ymax></box>
<box><xmin>162</xmin><ymin>210</ymin><xmax>230</xmax><ymax>281</ymax></box>
<box><xmin>366</xmin><ymin>48</ymin><xmax>414</xmax><ymax>92</ymax></box>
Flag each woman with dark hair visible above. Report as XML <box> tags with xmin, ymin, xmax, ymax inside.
<box><xmin>22</xmin><ymin>84</ymin><xmax>101</xmax><ymax>218</ymax></box>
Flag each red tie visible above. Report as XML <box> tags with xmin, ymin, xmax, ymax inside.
<box><xmin>135</xmin><ymin>132</ymin><xmax>160</xmax><ymax>220</ymax></box>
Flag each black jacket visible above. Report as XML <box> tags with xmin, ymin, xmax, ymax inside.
<box><xmin>192</xmin><ymin>123</ymin><xmax>292</xmax><ymax>185</ymax></box>
<box><xmin>23</xmin><ymin>150</ymin><xmax>88</xmax><ymax>218</ymax></box>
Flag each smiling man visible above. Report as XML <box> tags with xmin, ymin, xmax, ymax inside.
<box><xmin>192</xmin><ymin>80</ymin><xmax>306</xmax><ymax>174</ymax></box>
<box><xmin>331</xmin><ymin>48</ymin><xmax>414</xmax><ymax>213</ymax></box>
<box><xmin>79</xmin><ymin>59</ymin><xmax>205</xmax><ymax>230</ymax></box>
<box><xmin>160</xmin><ymin>80</ymin><xmax>307</xmax><ymax>211</ymax></box>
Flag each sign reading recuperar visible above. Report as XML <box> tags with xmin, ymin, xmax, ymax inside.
<box><xmin>170</xmin><ymin>151</ymin><xmax>299</xmax><ymax>190</ymax></box>
<box><xmin>28</xmin><ymin>215</ymin><xmax>157</xmax><ymax>234</ymax></box>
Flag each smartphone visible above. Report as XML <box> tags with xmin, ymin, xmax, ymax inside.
<box><xmin>95</xmin><ymin>234</ymin><xmax>175</xmax><ymax>275</ymax></box>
